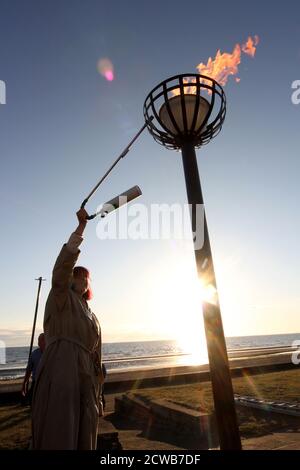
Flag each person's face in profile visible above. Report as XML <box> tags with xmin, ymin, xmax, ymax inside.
<box><xmin>73</xmin><ymin>271</ymin><xmax>89</xmax><ymax>296</ymax></box>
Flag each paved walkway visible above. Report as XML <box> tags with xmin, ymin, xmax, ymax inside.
<box><xmin>242</xmin><ymin>432</ymin><xmax>300</xmax><ymax>450</ymax></box>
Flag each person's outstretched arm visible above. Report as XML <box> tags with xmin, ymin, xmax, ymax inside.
<box><xmin>52</xmin><ymin>209</ymin><xmax>88</xmax><ymax>294</ymax></box>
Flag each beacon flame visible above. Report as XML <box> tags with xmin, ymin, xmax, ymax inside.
<box><xmin>241</xmin><ymin>35</ymin><xmax>259</xmax><ymax>57</ymax></box>
<box><xmin>197</xmin><ymin>35</ymin><xmax>259</xmax><ymax>87</ymax></box>
<box><xmin>171</xmin><ymin>35</ymin><xmax>259</xmax><ymax>96</ymax></box>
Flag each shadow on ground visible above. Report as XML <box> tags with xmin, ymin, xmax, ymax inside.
<box><xmin>107</xmin><ymin>411</ymin><xmax>216</xmax><ymax>450</ymax></box>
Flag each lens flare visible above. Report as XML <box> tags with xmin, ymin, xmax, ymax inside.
<box><xmin>97</xmin><ymin>58</ymin><xmax>115</xmax><ymax>82</ymax></box>
<box><xmin>199</xmin><ymin>279</ymin><xmax>218</xmax><ymax>305</ymax></box>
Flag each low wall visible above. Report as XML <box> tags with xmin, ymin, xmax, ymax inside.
<box><xmin>115</xmin><ymin>394</ymin><xmax>218</xmax><ymax>449</ymax></box>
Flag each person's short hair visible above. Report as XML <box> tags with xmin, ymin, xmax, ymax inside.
<box><xmin>73</xmin><ymin>266</ymin><xmax>93</xmax><ymax>300</ymax></box>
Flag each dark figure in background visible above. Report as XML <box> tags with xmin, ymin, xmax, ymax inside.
<box><xmin>21</xmin><ymin>333</ymin><xmax>46</xmax><ymax>405</ymax></box>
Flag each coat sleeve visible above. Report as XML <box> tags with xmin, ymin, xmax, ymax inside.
<box><xmin>52</xmin><ymin>233</ymin><xmax>83</xmax><ymax>293</ymax></box>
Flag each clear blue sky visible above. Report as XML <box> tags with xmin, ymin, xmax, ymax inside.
<box><xmin>1</xmin><ymin>0</ymin><xmax>300</xmax><ymax>347</ymax></box>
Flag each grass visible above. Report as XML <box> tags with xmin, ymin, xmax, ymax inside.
<box><xmin>0</xmin><ymin>403</ymin><xmax>31</xmax><ymax>450</ymax></box>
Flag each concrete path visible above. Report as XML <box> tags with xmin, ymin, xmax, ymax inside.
<box><xmin>242</xmin><ymin>431</ymin><xmax>300</xmax><ymax>450</ymax></box>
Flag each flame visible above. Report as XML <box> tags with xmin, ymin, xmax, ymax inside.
<box><xmin>171</xmin><ymin>36</ymin><xmax>259</xmax><ymax>96</ymax></box>
<box><xmin>242</xmin><ymin>35</ymin><xmax>259</xmax><ymax>57</ymax></box>
<box><xmin>196</xmin><ymin>35</ymin><xmax>259</xmax><ymax>87</ymax></box>
<box><xmin>97</xmin><ymin>58</ymin><xmax>114</xmax><ymax>82</ymax></box>
<box><xmin>171</xmin><ymin>78</ymin><xmax>198</xmax><ymax>96</ymax></box>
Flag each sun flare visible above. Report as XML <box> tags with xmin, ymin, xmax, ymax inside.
<box><xmin>146</xmin><ymin>248</ymin><xmax>211</xmax><ymax>365</ymax></box>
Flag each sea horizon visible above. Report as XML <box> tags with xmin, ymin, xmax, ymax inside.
<box><xmin>1</xmin><ymin>332</ymin><xmax>299</xmax><ymax>381</ymax></box>
<box><xmin>1</xmin><ymin>331</ymin><xmax>300</xmax><ymax>349</ymax></box>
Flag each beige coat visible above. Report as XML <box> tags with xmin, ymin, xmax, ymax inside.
<box><xmin>32</xmin><ymin>243</ymin><xmax>105</xmax><ymax>450</ymax></box>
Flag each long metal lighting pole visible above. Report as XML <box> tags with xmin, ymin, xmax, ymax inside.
<box><xmin>27</xmin><ymin>277</ymin><xmax>46</xmax><ymax>366</ymax></box>
<box><xmin>181</xmin><ymin>141</ymin><xmax>242</xmax><ymax>450</ymax></box>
